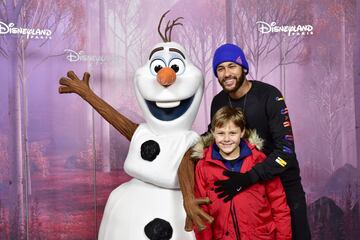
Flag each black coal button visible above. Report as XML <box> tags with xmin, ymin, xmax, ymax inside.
<box><xmin>141</xmin><ymin>140</ymin><xmax>160</xmax><ymax>161</ymax></box>
<box><xmin>144</xmin><ymin>218</ymin><xmax>173</xmax><ymax>240</ymax></box>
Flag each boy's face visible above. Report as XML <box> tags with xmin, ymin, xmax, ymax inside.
<box><xmin>213</xmin><ymin>121</ymin><xmax>244</xmax><ymax>160</ymax></box>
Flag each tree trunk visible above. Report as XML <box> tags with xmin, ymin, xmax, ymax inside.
<box><xmin>200</xmin><ymin>37</ymin><xmax>209</xmax><ymax>125</ymax></box>
<box><xmin>19</xmin><ymin>30</ymin><xmax>31</xmax><ymax>240</ymax></box>
<box><xmin>7</xmin><ymin>35</ymin><xmax>25</xmax><ymax>240</ymax></box>
<box><xmin>99</xmin><ymin>0</ymin><xmax>110</xmax><ymax>173</ymax></box>
<box><xmin>225</xmin><ymin>0</ymin><xmax>233</xmax><ymax>43</ymax></box>
<box><xmin>354</xmin><ymin>0</ymin><xmax>360</xmax><ymax>168</ymax></box>
<box><xmin>339</xmin><ymin>8</ymin><xmax>348</xmax><ymax>168</ymax></box>
<box><xmin>279</xmin><ymin>38</ymin><xmax>283</xmax><ymax>92</ymax></box>
<box><xmin>211</xmin><ymin>35</ymin><xmax>218</xmax><ymax>98</ymax></box>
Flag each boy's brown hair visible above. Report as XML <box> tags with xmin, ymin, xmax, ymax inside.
<box><xmin>211</xmin><ymin>106</ymin><xmax>249</xmax><ymax>138</ymax></box>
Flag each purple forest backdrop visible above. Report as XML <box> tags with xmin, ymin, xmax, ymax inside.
<box><xmin>0</xmin><ymin>0</ymin><xmax>360</xmax><ymax>239</ymax></box>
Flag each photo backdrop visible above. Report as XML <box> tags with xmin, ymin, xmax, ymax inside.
<box><xmin>1</xmin><ymin>0</ymin><xmax>359</xmax><ymax>239</ymax></box>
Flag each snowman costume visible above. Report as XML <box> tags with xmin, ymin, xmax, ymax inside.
<box><xmin>98</xmin><ymin>41</ymin><xmax>204</xmax><ymax>239</ymax></box>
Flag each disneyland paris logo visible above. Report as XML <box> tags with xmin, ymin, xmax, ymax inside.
<box><xmin>0</xmin><ymin>21</ymin><xmax>52</xmax><ymax>39</ymax></box>
<box><xmin>64</xmin><ymin>49</ymin><xmax>120</xmax><ymax>65</ymax></box>
<box><xmin>256</xmin><ymin>21</ymin><xmax>313</xmax><ymax>36</ymax></box>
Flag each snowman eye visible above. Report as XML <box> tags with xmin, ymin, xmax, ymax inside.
<box><xmin>150</xmin><ymin>59</ymin><xmax>166</xmax><ymax>76</ymax></box>
<box><xmin>169</xmin><ymin>58</ymin><xmax>185</xmax><ymax>75</ymax></box>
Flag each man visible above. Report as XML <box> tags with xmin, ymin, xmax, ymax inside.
<box><xmin>178</xmin><ymin>43</ymin><xmax>311</xmax><ymax>240</ymax></box>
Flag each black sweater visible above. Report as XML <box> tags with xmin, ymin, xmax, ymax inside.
<box><xmin>209</xmin><ymin>80</ymin><xmax>303</xmax><ymax>194</ymax></box>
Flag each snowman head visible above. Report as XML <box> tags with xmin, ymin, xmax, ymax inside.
<box><xmin>133</xmin><ymin>12</ymin><xmax>203</xmax><ymax>134</ymax></box>
<box><xmin>134</xmin><ymin>42</ymin><xmax>203</xmax><ymax>133</ymax></box>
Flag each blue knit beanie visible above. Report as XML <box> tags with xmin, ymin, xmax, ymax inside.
<box><xmin>212</xmin><ymin>43</ymin><xmax>249</xmax><ymax>77</ymax></box>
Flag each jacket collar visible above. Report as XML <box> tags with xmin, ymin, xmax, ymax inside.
<box><xmin>191</xmin><ymin>130</ymin><xmax>263</xmax><ymax>161</ymax></box>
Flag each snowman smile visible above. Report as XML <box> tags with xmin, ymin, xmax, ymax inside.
<box><xmin>145</xmin><ymin>96</ymin><xmax>194</xmax><ymax>121</ymax></box>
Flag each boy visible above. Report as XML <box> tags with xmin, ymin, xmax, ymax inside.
<box><xmin>192</xmin><ymin>106</ymin><xmax>291</xmax><ymax>240</ymax></box>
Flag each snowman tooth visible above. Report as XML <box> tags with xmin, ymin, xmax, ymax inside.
<box><xmin>156</xmin><ymin>101</ymin><xmax>181</xmax><ymax>108</ymax></box>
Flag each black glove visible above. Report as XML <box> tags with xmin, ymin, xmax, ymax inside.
<box><xmin>214</xmin><ymin>171</ymin><xmax>253</xmax><ymax>202</ymax></box>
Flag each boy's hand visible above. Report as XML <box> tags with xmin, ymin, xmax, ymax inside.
<box><xmin>214</xmin><ymin>171</ymin><xmax>252</xmax><ymax>202</ymax></box>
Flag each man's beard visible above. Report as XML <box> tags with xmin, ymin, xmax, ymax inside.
<box><xmin>219</xmin><ymin>70</ymin><xmax>246</xmax><ymax>94</ymax></box>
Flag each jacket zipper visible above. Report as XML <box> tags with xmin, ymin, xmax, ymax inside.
<box><xmin>230</xmin><ymin>200</ymin><xmax>241</xmax><ymax>240</ymax></box>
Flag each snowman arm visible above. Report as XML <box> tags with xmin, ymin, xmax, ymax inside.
<box><xmin>59</xmin><ymin>71</ymin><xmax>138</xmax><ymax>141</ymax></box>
<box><xmin>82</xmin><ymin>90</ymin><xmax>138</xmax><ymax>141</ymax></box>
<box><xmin>178</xmin><ymin>149</ymin><xmax>213</xmax><ymax>231</ymax></box>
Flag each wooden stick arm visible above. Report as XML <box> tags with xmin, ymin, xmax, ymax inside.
<box><xmin>59</xmin><ymin>71</ymin><xmax>138</xmax><ymax>141</ymax></box>
<box><xmin>81</xmin><ymin>90</ymin><xmax>138</xmax><ymax>141</ymax></box>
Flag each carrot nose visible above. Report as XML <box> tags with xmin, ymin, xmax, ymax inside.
<box><xmin>157</xmin><ymin>67</ymin><xmax>176</xmax><ymax>87</ymax></box>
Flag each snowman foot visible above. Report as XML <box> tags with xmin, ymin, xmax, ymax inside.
<box><xmin>144</xmin><ymin>218</ymin><xmax>173</xmax><ymax>240</ymax></box>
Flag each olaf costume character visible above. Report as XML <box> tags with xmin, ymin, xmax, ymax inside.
<box><xmin>59</xmin><ymin>12</ymin><xmax>203</xmax><ymax>240</ymax></box>
<box><xmin>98</xmin><ymin>41</ymin><xmax>203</xmax><ymax>239</ymax></box>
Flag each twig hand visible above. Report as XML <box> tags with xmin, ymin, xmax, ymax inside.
<box><xmin>184</xmin><ymin>197</ymin><xmax>214</xmax><ymax>232</ymax></box>
<box><xmin>59</xmin><ymin>71</ymin><xmax>91</xmax><ymax>96</ymax></box>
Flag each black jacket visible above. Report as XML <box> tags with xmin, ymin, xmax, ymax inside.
<box><xmin>209</xmin><ymin>80</ymin><xmax>304</xmax><ymax>194</ymax></box>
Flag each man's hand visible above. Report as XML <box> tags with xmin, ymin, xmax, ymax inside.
<box><xmin>59</xmin><ymin>71</ymin><xmax>91</xmax><ymax>96</ymax></box>
<box><xmin>214</xmin><ymin>171</ymin><xmax>252</xmax><ymax>202</ymax></box>
<box><xmin>183</xmin><ymin>196</ymin><xmax>214</xmax><ymax>232</ymax></box>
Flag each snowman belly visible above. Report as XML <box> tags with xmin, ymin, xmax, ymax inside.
<box><xmin>98</xmin><ymin>178</ymin><xmax>195</xmax><ymax>240</ymax></box>
<box><xmin>124</xmin><ymin>125</ymin><xmax>199</xmax><ymax>189</ymax></box>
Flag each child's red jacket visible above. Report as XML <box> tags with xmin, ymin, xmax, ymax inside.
<box><xmin>193</xmin><ymin>134</ymin><xmax>292</xmax><ymax>240</ymax></box>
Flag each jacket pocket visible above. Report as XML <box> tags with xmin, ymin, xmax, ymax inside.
<box><xmin>206</xmin><ymin>186</ymin><xmax>221</xmax><ymax>213</ymax></box>
<box><xmin>254</xmin><ymin>221</ymin><xmax>276</xmax><ymax>240</ymax></box>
